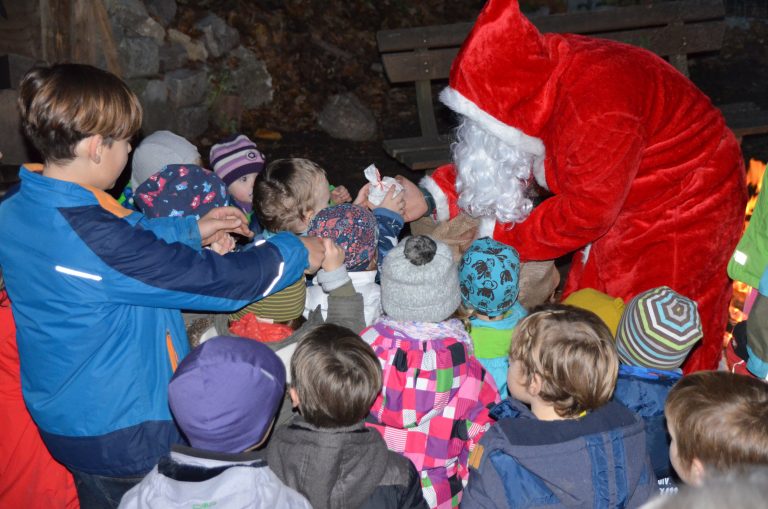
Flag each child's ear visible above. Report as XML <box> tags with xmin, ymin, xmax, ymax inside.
<box><xmin>528</xmin><ymin>373</ymin><xmax>543</xmax><ymax>397</ymax></box>
<box><xmin>88</xmin><ymin>135</ymin><xmax>104</xmax><ymax>164</ymax></box>
<box><xmin>289</xmin><ymin>387</ymin><xmax>300</xmax><ymax>408</ymax></box>
<box><xmin>689</xmin><ymin>457</ymin><xmax>706</xmax><ymax>486</ymax></box>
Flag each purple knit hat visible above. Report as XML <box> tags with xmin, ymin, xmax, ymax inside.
<box><xmin>134</xmin><ymin>164</ymin><xmax>229</xmax><ymax>220</ymax></box>
<box><xmin>308</xmin><ymin>204</ymin><xmax>378</xmax><ymax>271</ymax></box>
<box><xmin>209</xmin><ymin>134</ymin><xmax>265</xmax><ymax>187</ymax></box>
<box><xmin>168</xmin><ymin>336</ymin><xmax>286</xmax><ymax>453</ymax></box>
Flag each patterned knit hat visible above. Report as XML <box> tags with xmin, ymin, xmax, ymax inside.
<box><xmin>134</xmin><ymin>164</ymin><xmax>229</xmax><ymax>220</ymax></box>
<box><xmin>564</xmin><ymin>288</ymin><xmax>625</xmax><ymax>337</ymax></box>
<box><xmin>210</xmin><ymin>134</ymin><xmax>265</xmax><ymax>187</ymax></box>
<box><xmin>459</xmin><ymin>237</ymin><xmax>520</xmax><ymax>317</ymax></box>
<box><xmin>308</xmin><ymin>204</ymin><xmax>378</xmax><ymax>271</ymax></box>
<box><xmin>381</xmin><ymin>235</ymin><xmax>461</xmax><ymax>322</ymax></box>
<box><xmin>168</xmin><ymin>336</ymin><xmax>285</xmax><ymax>453</ymax></box>
<box><xmin>616</xmin><ymin>286</ymin><xmax>703</xmax><ymax>369</ymax></box>
<box><xmin>130</xmin><ymin>130</ymin><xmax>201</xmax><ymax>190</ymax></box>
<box><xmin>229</xmin><ymin>278</ymin><xmax>307</xmax><ymax>323</ymax></box>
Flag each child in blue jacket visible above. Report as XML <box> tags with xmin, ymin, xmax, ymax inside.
<box><xmin>462</xmin><ymin>305</ymin><xmax>656</xmax><ymax>508</ymax></box>
<box><xmin>0</xmin><ymin>63</ymin><xmax>324</xmax><ymax>506</ymax></box>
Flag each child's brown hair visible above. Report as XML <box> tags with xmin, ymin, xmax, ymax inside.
<box><xmin>291</xmin><ymin>323</ymin><xmax>381</xmax><ymax>428</ymax></box>
<box><xmin>18</xmin><ymin>63</ymin><xmax>142</xmax><ymax>164</ymax></box>
<box><xmin>509</xmin><ymin>304</ymin><xmax>618</xmax><ymax>417</ymax></box>
<box><xmin>665</xmin><ymin>371</ymin><xmax>768</xmax><ymax>474</ymax></box>
<box><xmin>253</xmin><ymin>158</ymin><xmax>326</xmax><ymax>233</ymax></box>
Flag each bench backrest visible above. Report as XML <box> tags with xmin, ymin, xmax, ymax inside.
<box><xmin>377</xmin><ymin>0</ymin><xmax>725</xmax><ymax>138</ymax></box>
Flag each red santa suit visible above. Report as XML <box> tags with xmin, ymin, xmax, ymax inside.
<box><xmin>421</xmin><ymin>0</ymin><xmax>746</xmax><ymax>371</ymax></box>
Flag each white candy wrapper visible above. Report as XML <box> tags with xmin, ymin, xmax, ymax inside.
<box><xmin>364</xmin><ymin>164</ymin><xmax>403</xmax><ymax>206</ymax></box>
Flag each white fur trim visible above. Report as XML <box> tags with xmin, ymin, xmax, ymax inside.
<box><xmin>581</xmin><ymin>243</ymin><xmax>592</xmax><ymax>264</ymax></box>
<box><xmin>440</xmin><ymin>86</ymin><xmax>548</xmax><ymax>190</ymax></box>
<box><xmin>419</xmin><ymin>175</ymin><xmax>451</xmax><ymax>222</ymax></box>
<box><xmin>477</xmin><ymin>216</ymin><xmax>496</xmax><ymax>238</ymax></box>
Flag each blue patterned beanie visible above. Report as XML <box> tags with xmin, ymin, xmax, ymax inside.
<box><xmin>459</xmin><ymin>237</ymin><xmax>521</xmax><ymax>317</ymax></box>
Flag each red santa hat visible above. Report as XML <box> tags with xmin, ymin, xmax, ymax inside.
<box><xmin>439</xmin><ymin>0</ymin><xmax>569</xmax><ymax>188</ymax></box>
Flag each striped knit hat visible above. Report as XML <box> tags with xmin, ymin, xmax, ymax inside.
<box><xmin>210</xmin><ymin>134</ymin><xmax>265</xmax><ymax>187</ymax></box>
<box><xmin>616</xmin><ymin>286</ymin><xmax>703</xmax><ymax>370</ymax></box>
<box><xmin>229</xmin><ymin>278</ymin><xmax>307</xmax><ymax>323</ymax></box>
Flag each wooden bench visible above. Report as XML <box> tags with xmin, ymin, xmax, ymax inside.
<box><xmin>377</xmin><ymin>0</ymin><xmax>768</xmax><ymax>170</ymax></box>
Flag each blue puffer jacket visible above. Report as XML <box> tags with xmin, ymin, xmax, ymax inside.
<box><xmin>461</xmin><ymin>399</ymin><xmax>656</xmax><ymax>508</ymax></box>
<box><xmin>612</xmin><ymin>364</ymin><xmax>681</xmax><ymax>479</ymax></box>
<box><xmin>0</xmin><ymin>167</ymin><xmax>307</xmax><ymax>477</ymax></box>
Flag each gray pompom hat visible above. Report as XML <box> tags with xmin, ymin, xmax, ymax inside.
<box><xmin>381</xmin><ymin>235</ymin><xmax>461</xmax><ymax>322</ymax></box>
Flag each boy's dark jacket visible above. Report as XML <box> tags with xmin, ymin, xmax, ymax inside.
<box><xmin>267</xmin><ymin>415</ymin><xmax>428</xmax><ymax>509</ymax></box>
<box><xmin>461</xmin><ymin>398</ymin><xmax>657</xmax><ymax>508</ymax></box>
<box><xmin>612</xmin><ymin>364</ymin><xmax>681</xmax><ymax>479</ymax></box>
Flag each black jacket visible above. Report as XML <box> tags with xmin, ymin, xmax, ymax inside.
<box><xmin>267</xmin><ymin>416</ymin><xmax>428</xmax><ymax>509</ymax></box>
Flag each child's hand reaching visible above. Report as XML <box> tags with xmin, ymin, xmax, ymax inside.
<box><xmin>320</xmin><ymin>237</ymin><xmax>345</xmax><ymax>272</ymax></box>
<box><xmin>376</xmin><ymin>186</ymin><xmax>406</xmax><ymax>217</ymax></box>
<box><xmin>353</xmin><ymin>183</ymin><xmax>371</xmax><ymax>207</ymax></box>
<box><xmin>209</xmin><ymin>234</ymin><xmax>236</xmax><ymax>255</ymax></box>
<box><xmin>330</xmin><ymin>185</ymin><xmax>352</xmax><ymax>204</ymax></box>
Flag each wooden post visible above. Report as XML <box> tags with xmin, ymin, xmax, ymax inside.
<box><xmin>40</xmin><ymin>0</ymin><xmax>71</xmax><ymax>63</ymax></box>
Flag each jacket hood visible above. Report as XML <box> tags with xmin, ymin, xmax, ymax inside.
<box><xmin>482</xmin><ymin>399</ymin><xmax>655</xmax><ymax>506</ymax></box>
<box><xmin>267</xmin><ymin>416</ymin><xmax>390</xmax><ymax>509</ymax></box>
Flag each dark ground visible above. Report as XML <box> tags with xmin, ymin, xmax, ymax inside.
<box><xmin>180</xmin><ymin>1</ymin><xmax>768</xmax><ymax>196</ymax></box>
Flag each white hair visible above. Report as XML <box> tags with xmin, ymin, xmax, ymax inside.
<box><xmin>453</xmin><ymin>118</ymin><xmax>535</xmax><ymax>224</ymax></box>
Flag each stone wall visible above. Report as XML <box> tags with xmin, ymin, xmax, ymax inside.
<box><xmin>104</xmin><ymin>0</ymin><xmax>273</xmax><ymax>140</ymax></box>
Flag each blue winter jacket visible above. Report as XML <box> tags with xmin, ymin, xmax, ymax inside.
<box><xmin>461</xmin><ymin>399</ymin><xmax>657</xmax><ymax>508</ymax></box>
<box><xmin>612</xmin><ymin>364</ymin><xmax>681</xmax><ymax>480</ymax></box>
<box><xmin>0</xmin><ymin>168</ymin><xmax>308</xmax><ymax>476</ymax></box>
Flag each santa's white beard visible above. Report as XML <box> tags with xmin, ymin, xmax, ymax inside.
<box><xmin>453</xmin><ymin>118</ymin><xmax>536</xmax><ymax>224</ymax></box>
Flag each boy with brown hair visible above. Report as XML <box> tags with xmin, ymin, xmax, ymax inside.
<box><xmin>0</xmin><ymin>63</ymin><xmax>324</xmax><ymax>506</ymax></box>
<box><xmin>462</xmin><ymin>304</ymin><xmax>657</xmax><ymax>508</ymax></box>
<box><xmin>267</xmin><ymin>323</ymin><xmax>427</xmax><ymax>509</ymax></box>
<box><xmin>664</xmin><ymin>371</ymin><xmax>768</xmax><ymax>486</ymax></box>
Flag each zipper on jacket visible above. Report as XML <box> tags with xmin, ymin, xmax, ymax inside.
<box><xmin>166</xmin><ymin>330</ymin><xmax>179</xmax><ymax>372</ymax></box>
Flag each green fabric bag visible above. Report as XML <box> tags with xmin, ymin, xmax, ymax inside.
<box><xmin>728</xmin><ymin>170</ymin><xmax>768</xmax><ymax>288</ymax></box>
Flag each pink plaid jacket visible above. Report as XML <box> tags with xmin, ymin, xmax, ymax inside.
<box><xmin>361</xmin><ymin>317</ymin><xmax>501</xmax><ymax>508</ymax></box>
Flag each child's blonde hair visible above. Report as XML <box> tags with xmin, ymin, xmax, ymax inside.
<box><xmin>665</xmin><ymin>371</ymin><xmax>768</xmax><ymax>475</ymax></box>
<box><xmin>253</xmin><ymin>158</ymin><xmax>326</xmax><ymax>233</ymax></box>
<box><xmin>509</xmin><ymin>304</ymin><xmax>618</xmax><ymax>417</ymax></box>
<box><xmin>18</xmin><ymin>63</ymin><xmax>142</xmax><ymax>164</ymax></box>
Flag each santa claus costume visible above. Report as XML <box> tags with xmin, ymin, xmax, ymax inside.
<box><xmin>421</xmin><ymin>0</ymin><xmax>746</xmax><ymax>371</ymax></box>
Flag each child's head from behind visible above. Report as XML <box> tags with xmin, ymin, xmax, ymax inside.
<box><xmin>168</xmin><ymin>336</ymin><xmax>286</xmax><ymax>453</ymax></box>
<box><xmin>665</xmin><ymin>371</ymin><xmax>768</xmax><ymax>485</ymax></box>
<box><xmin>18</xmin><ymin>63</ymin><xmax>141</xmax><ymax>168</ymax></box>
<box><xmin>381</xmin><ymin>235</ymin><xmax>461</xmax><ymax>323</ymax></box>
<box><xmin>509</xmin><ymin>304</ymin><xmax>618</xmax><ymax>418</ymax></box>
<box><xmin>616</xmin><ymin>286</ymin><xmax>702</xmax><ymax>370</ymax></box>
<box><xmin>210</xmin><ymin>134</ymin><xmax>265</xmax><ymax>211</ymax></box>
<box><xmin>290</xmin><ymin>324</ymin><xmax>381</xmax><ymax>428</ymax></box>
<box><xmin>459</xmin><ymin>237</ymin><xmax>521</xmax><ymax>318</ymax></box>
<box><xmin>253</xmin><ymin>158</ymin><xmax>329</xmax><ymax>233</ymax></box>
<box><xmin>130</xmin><ymin>130</ymin><xmax>201</xmax><ymax>190</ymax></box>
<box><xmin>308</xmin><ymin>204</ymin><xmax>378</xmax><ymax>271</ymax></box>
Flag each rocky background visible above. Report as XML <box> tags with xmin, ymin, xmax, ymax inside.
<box><xmin>1</xmin><ymin>0</ymin><xmax>767</xmax><ymax>193</ymax></box>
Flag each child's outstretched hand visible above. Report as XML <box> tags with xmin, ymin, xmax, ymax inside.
<box><xmin>198</xmin><ymin>206</ymin><xmax>253</xmax><ymax>246</ymax></box>
<box><xmin>209</xmin><ymin>234</ymin><xmax>235</xmax><ymax>255</ymax></box>
<box><xmin>376</xmin><ymin>186</ymin><xmax>406</xmax><ymax>217</ymax></box>
<box><xmin>330</xmin><ymin>185</ymin><xmax>352</xmax><ymax>204</ymax></box>
<box><xmin>320</xmin><ymin>237</ymin><xmax>345</xmax><ymax>272</ymax></box>
<box><xmin>300</xmin><ymin>236</ymin><xmax>326</xmax><ymax>275</ymax></box>
<box><xmin>353</xmin><ymin>183</ymin><xmax>371</xmax><ymax>207</ymax></box>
